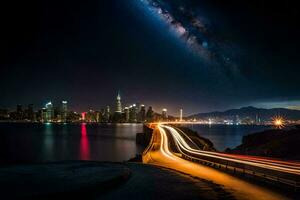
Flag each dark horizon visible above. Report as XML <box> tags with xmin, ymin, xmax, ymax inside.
<box><xmin>1</xmin><ymin>0</ymin><xmax>299</xmax><ymax>115</ymax></box>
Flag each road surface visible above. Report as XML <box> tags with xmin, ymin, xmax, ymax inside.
<box><xmin>143</xmin><ymin>124</ymin><xmax>295</xmax><ymax>200</ymax></box>
<box><xmin>164</xmin><ymin>125</ymin><xmax>300</xmax><ymax>176</ymax></box>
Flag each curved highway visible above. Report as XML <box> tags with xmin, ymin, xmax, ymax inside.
<box><xmin>163</xmin><ymin>125</ymin><xmax>300</xmax><ymax>175</ymax></box>
<box><xmin>143</xmin><ymin>124</ymin><xmax>298</xmax><ymax>200</ymax></box>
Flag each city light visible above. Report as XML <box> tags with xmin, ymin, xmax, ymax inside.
<box><xmin>272</xmin><ymin>116</ymin><xmax>285</xmax><ymax>129</ymax></box>
<box><xmin>81</xmin><ymin>112</ymin><xmax>86</xmax><ymax>121</ymax></box>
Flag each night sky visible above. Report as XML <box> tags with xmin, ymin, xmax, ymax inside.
<box><xmin>1</xmin><ymin>0</ymin><xmax>300</xmax><ymax>115</ymax></box>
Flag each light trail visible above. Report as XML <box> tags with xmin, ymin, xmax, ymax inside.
<box><xmin>143</xmin><ymin>124</ymin><xmax>291</xmax><ymax>200</ymax></box>
<box><xmin>161</xmin><ymin>125</ymin><xmax>300</xmax><ymax>175</ymax></box>
<box><xmin>158</xmin><ymin>126</ymin><xmax>178</xmax><ymax>161</ymax></box>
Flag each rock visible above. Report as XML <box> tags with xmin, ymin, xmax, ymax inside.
<box><xmin>228</xmin><ymin>127</ymin><xmax>300</xmax><ymax>160</ymax></box>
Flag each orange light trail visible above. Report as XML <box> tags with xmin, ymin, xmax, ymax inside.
<box><xmin>143</xmin><ymin>123</ymin><xmax>297</xmax><ymax>200</ymax></box>
<box><xmin>161</xmin><ymin>125</ymin><xmax>300</xmax><ymax>175</ymax></box>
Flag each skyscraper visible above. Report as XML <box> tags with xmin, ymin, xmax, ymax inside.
<box><xmin>27</xmin><ymin>104</ymin><xmax>35</xmax><ymax>121</ymax></box>
<box><xmin>42</xmin><ymin>108</ymin><xmax>47</xmax><ymax>122</ymax></box>
<box><xmin>146</xmin><ymin>106</ymin><xmax>154</xmax><ymax>122</ymax></box>
<box><xmin>180</xmin><ymin>109</ymin><xmax>183</xmax><ymax>121</ymax></box>
<box><xmin>124</xmin><ymin>107</ymin><xmax>129</xmax><ymax>122</ymax></box>
<box><xmin>45</xmin><ymin>102</ymin><xmax>54</xmax><ymax>122</ymax></box>
<box><xmin>105</xmin><ymin>106</ymin><xmax>111</xmax><ymax>122</ymax></box>
<box><xmin>115</xmin><ymin>91</ymin><xmax>122</xmax><ymax>113</ymax></box>
<box><xmin>162</xmin><ymin>108</ymin><xmax>168</xmax><ymax>120</ymax></box>
<box><xmin>129</xmin><ymin>104</ymin><xmax>137</xmax><ymax>122</ymax></box>
<box><xmin>62</xmin><ymin>101</ymin><xmax>68</xmax><ymax>122</ymax></box>
<box><xmin>139</xmin><ymin>104</ymin><xmax>146</xmax><ymax>122</ymax></box>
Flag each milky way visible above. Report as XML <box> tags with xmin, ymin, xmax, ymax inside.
<box><xmin>136</xmin><ymin>0</ymin><xmax>241</xmax><ymax>75</ymax></box>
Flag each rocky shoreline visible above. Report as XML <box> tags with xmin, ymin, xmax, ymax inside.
<box><xmin>225</xmin><ymin>126</ymin><xmax>300</xmax><ymax>160</ymax></box>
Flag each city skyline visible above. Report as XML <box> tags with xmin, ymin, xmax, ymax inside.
<box><xmin>2</xmin><ymin>93</ymin><xmax>300</xmax><ymax>126</ymax></box>
<box><xmin>2</xmin><ymin>98</ymin><xmax>300</xmax><ymax>117</ymax></box>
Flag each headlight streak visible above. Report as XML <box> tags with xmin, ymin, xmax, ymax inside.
<box><xmin>143</xmin><ymin>124</ymin><xmax>292</xmax><ymax>200</ymax></box>
<box><xmin>158</xmin><ymin>126</ymin><xmax>178</xmax><ymax>161</ymax></box>
<box><xmin>160</xmin><ymin>125</ymin><xmax>300</xmax><ymax>175</ymax></box>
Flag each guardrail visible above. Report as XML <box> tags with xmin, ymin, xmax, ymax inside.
<box><xmin>181</xmin><ymin>153</ymin><xmax>299</xmax><ymax>191</ymax></box>
<box><xmin>144</xmin><ymin>124</ymin><xmax>300</xmax><ymax>191</ymax></box>
<box><xmin>164</xmin><ymin>126</ymin><xmax>300</xmax><ymax>191</ymax></box>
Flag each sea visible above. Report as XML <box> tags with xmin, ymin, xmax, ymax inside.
<box><xmin>0</xmin><ymin>123</ymin><xmax>272</xmax><ymax>163</ymax></box>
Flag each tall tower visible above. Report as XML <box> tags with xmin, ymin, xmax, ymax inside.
<box><xmin>105</xmin><ymin>106</ymin><xmax>111</xmax><ymax>122</ymax></box>
<box><xmin>146</xmin><ymin>106</ymin><xmax>154</xmax><ymax>122</ymax></box>
<box><xmin>115</xmin><ymin>91</ymin><xmax>122</xmax><ymax>113</ymax></box>
<box><xmin>45</xmin><ymin>102</ymin><xmax>54</xmax><ymax>122</ymax></box>
<box><xmin>180</xmin><ymin>109</ymin><xmax>183</xmax><ymax>121</ymax></box>
<box><xmin>27</xmin><ymin>104</ymin><xmax>35</xmax><ymax>121</ymax></box>
<box><xmin>162</xmin><ymin>108</ymin><xmax>168</xmax><ymax>120</ymax></box>
<box><xmin>62</xmin><ymin>101</ymin><xmax>68</xmax><ymax>123</ymax></box>
<box><xmin>124</xmin><ymin>107</ymin><xmax>129</xmax><ymax>122</ymax></box>
<box><xmin>139</xmin><ymin>104</ymin><xmax>146</xmax><ymax>122</ymax></box>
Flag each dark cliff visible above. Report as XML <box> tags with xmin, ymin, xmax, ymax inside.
<box><xmin>226</xmin><ymin>127</ymin><xmax>300</xmax><ymax>160</ymax></box>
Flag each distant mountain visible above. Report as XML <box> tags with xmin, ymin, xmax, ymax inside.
<box><xmin>189</xmin><ymin>106</ymin><xmax>300</xmax><ymax>121</ymax></box>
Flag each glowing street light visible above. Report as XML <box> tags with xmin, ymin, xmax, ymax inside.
<box><xmin>272</xmin><ymin>116</ymin><xmax>285</xmax><ymax>129</ymax></box>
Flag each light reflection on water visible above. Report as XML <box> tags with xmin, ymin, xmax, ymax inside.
<box><xmin>0</xmin><ymin>123</ymin><xmax>144</xmax><ymax>163</ymax></box>
<box><xmin>43</xmin><ymin>123</ymin><xmax>54</xmax><ymax>160</ymax></box>
<box><xmin>80</xmin><ymin>123</ymin><xmax>90</xmax><ymax>160</ymax></box>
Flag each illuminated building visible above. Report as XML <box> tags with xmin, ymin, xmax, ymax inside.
<box><xmin>146</xmin><ymin>106</ymin><xmax>154</xmax><ymax>122</ymax></box>
<box><xmin>84</xmin><ymin>110</ymin><xmax>101</xmax><ymax>122</ymax></box>
<box><xmin>81</xmin><ymin>112</ymin><xmax>86</xmax><ymax>121</ymax></box>
<box><xmin>95</xmin><ymin>111</ymin><xmax>100</xmax><ymax>122</ymax></box>
<box><xmin>42</xmin><ymin>108</ymin><xmax>47</xmax><ymax>122</ymax></box>
<box><xmin>162</xmin><ymin>108</ymin><xmax>168</xmax><ymax>120</ymax></box>
<box><xmin>100</xmin><ymin>108</ymin><xmax>105</xmax><ymax>122</ymax></box>
<box><xmin>113</xmin><ymin>92</ymin><xmax>124</xmax><ymax>123</ymax></box>
<box><xmin>255</xmin><ymin>114</ymin><xmax>261</xmax><ymax>125</ymax></box>
<box><xmin>139</xmin><ymin>104</ymin><xmax>146</xmax><ymax>122</ymax></box>
<box><xmin>62</xmin><ymin>101</ymin><xmax>68</xmax><ymax>122</ymax></box>
<box><xmin>45</xmin><ymin>102</ymin><xmax>54</xmax><ymax>122</ymax></box>
<box><xmin>68</xmin><ymin>111</ymin><xmax>81</xmax><ymax>122</ymax></box>
<box><xmin>180</xmin><ymin>109</ymin><xmax>183</xmax><ymax>121</ymax></box>
<box><xmin>105</xmin><ymin>106</ymin><xmax>111</xmax><ymax>122</ymax></box>
<box><xmin>135</xmin><ymin>103</ymin><xmax>141</xmax><ymax>113</ymax></box>
<box><xmin>27</xmin><ymin>104</ymin><xmax>35</xmax><ymax>121</ymax></box>
<box><xmin>86</xmin><ymin>110</ymin><xmax>95</xmax><ymax>122</ymax></box>
<box><xmin>235</xmin><ymin>115</ymin><xmax>241</xmax><ymax>125</ymax></box>
<box><xmin>124</xmin><ymin>107</ymin><xmax>129</xmax><ymax>122</ymax></box>
<box><xmin>115</xmin><ymin>91</ymin><xmax>122</xmax><ymax>113</ymax></box>
<box><xmin>129</xmin><ymin>105</ymin><xmax>136</xmax><ymax>122</ymax></box>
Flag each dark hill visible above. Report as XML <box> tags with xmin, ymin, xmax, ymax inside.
<box><xmin>189</xmin><ymin>106</ymin><xmax>300</xmax><ymax>121</ymax></box>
